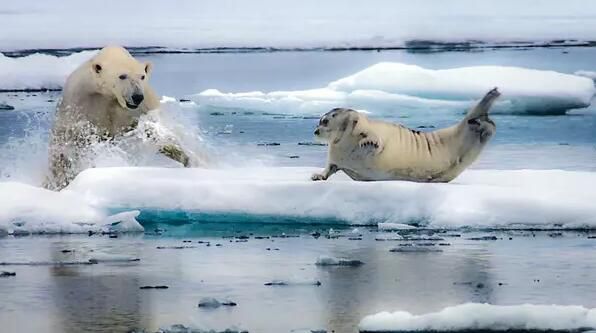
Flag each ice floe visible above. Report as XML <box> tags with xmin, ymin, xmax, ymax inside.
<box><xmin>193</xmin><ymin>63</ymin><xmax>595</xmax><ymax>115</ymax></box>
<box><xmin>2</xmin><ymin>166</ymin><xmax>596</xmax><ymax>233</ymax></box>
<box><xmin>359</xmin><ymin>303</ymin><xmax>596</xmax><ymax>332</ymax></box>
<box><xmin>0</xmin><ymin>51</ymin><xmax>96</xmax><ymax>91</ymax></box>
<box><xmin>315</xmin><ymin>256</ymin><xmax>365</xmax><ymax>267</ymax></box>
<box><xmin>66</xmin><ymin>167</ymin><xmax>596</xmax><ymax>228</ymax></box>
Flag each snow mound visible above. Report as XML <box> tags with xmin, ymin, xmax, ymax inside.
<box><xmin>66</xmin><ymin>167</ymin><xmax>596</xmax><ymax>228</ymax></box>
<box><xmin>193</xmin><ymin>63</ymin><xmax>595</xmax><ymax>115</ymax></box>
<box><xmin>359</xmin><ymin>303</ymin><xmax>596</xmax><ymax>332</ymax></box>
<box><xmin>0</xmin><ymin>51</ymin><xmax>96</xmax><ymax>91</ymax></box>
<box><xmin>2</xmin><ymin>166</ymin><xmax>596</xmax><ymax>231</ymax></box>
<box><xmin>0</xmin><ymin>182</ymin><xmax>143</xmax><ymax>235</ymax></box>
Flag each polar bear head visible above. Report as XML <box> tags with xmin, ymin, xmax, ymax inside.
<box><xmin>89</xmin><ymin>46</ymin><xmax>153</xmax><ymax>110</ymax></box>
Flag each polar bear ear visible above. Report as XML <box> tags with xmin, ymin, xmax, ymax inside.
<box><xmin>92</xmin><ymin>63</ymin><xmax>103</xmax><ymax>74</ymax></box>
<box><xmin>144</xmin><ymin>62</ymin><xmax>153</xmax><ymax>76</ymax></box>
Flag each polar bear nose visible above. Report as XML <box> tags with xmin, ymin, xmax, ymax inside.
<box><xmin>314</xmin><ymin>129</ymin><xmax>320</xmax><ymax>135</ymax></box>
<box><xmin>131</xmin><ymin>93</ymin><xmax>144</xmax><ymax>105</ymax></box>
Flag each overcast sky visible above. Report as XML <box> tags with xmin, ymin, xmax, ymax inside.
<box><xmin>1</xmin><ymin>0</ymin><xmax>596</xmax><ymax>50</ymax></box>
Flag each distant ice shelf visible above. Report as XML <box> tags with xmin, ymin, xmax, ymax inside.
<box><xmin>359</xmin><ymin>303</ymin><xmax>596</xmax><ymax>332</ymax></box>
<box><xmin>1</xmin><ymin>166</ymin><xmax>594</xmax><ymax>235</ymax></box>
<box><xmin>0</xmin><ymin>51</ymin><xmax>96</xmax><ymax>91</ymax></box>
<box><xmin>193</xmin><ymin>62</ymin><xmax>595</xmax><ymax>115</ymax></box>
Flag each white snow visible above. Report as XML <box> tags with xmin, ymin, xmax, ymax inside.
<box><xmin>0</xmin><ymin>182</ymin><xmax>142</xmax><ymax>234</ymax></box>
<box><xmin>2</xmin><ymin>0</ymin><xmax>596</xmax><ymax>50</ymax></box>
<box><xmin>193</xmin><ymin>63</ymin><xmax>595</xmax><ymax>115</ymax></box>
<box><xmin>0</xmin><ymin>51</ymin><xmax>95</xmax><ymax>91</ymax></box>
<box><xmin>2</xmin><ymin>166</ymin><xmax>596</xmax><ymax>232</ymax></box>
<box><xmin>359</xmin><ymin>303</ymin><xmax>596</xmax><ymax>332</ymax></box>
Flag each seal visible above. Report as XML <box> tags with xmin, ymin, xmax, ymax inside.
<box><xmin>311</xmin><ymin>88</ymin><xmax>500</xmax><ymax>182</ymax></box>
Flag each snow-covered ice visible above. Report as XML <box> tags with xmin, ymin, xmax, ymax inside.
<box><xmin>0</xmin><ymin>182</ymin><xmax>143</xmax><ymax>234</ymax></box>
<box><xmin>2</xmin><ymin>166</ymin><xmax>596</xmax><ymax>233</ymax></box>
<box><xmin>359</xmin><ymin>303</ymin><xmax>596</xmax><ymax>332</ymax></box>
<box><xmin>68</xmin><ymin>167</ymin><xmax>596</xmax><ymax>228</ymax></box>
<box><xmin>0</xmin><ymin>51</ymin><xmax>95</xmax><ymax>91</ymax></box>
<box><xmin>378</xmin><ymin>223</ymin><xmax>418</xmax><ymax>231</ymax></box>
<box><xmin>193</xmin><ymin>63</ymin><xmax>595</xmax><ymax>115</ymax></box>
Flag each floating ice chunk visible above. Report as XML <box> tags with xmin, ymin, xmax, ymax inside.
<box><xmin>358</xmin><ymin>303</ymin><xmax>596</xmax><ymax>332</ymax></box>
<box><xmin>65</xmin><ymin>167</ymin><xmax>596</xmax><ymax>229</ymax></box>
<box><xmin>0</xmin><ymin>260</ymin><xmax>96</xmax><ymax>266</ymax></box>
<box><xmin>158</xmin><ymin>324</ymin><xmax>247</xmax><ymax>333</ymax></box>
<box><xmin>198</xmin><ymin>297</ymin><xmax>237</xmax><ymax>308</ymax></box>
<box><xmin>88</xmin><ymin>253</ymin><xmax>140</xmax><ymax>263</ymax></box>
<box><xmin>193</xmin><ymin>63</ymin><xmax>595</xmax><ymax>115</ymax></box>
<box><xmin>378</xmin><ymin>223</ymin><xmax>417</xmax><ymax>231</ymax></box>
<box><xmin>315</xmin><ymin>255</ymin><xmax>364</xmax><ymax>267</ymax></box>
<box><xmin>265</xmin><ymin>280</ymin><xmax>322</xmax><ymax>286</ymax></box>
<box><xmin>102</xmin><ymin>210</ymin><xmax>144</xmax><ymax>233</ymax></box>
<box><xmin>0</xmin><ymin>51</ymin><xmax>96</xmax><ymax>91</ymax></box>
<box><xmin>389</xmin><ymin>246</ymin><xmax>443</xmax><ymax>253</ymax></box>
<box><xmin>375</xmin><ymin>234</ymin><xmax>404</xmax><ymax>241</ymax></box>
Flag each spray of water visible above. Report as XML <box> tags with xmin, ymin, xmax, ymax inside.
<box><xmin>0</xmin><ymin>97</ymin><xmax>211</xmax><ymax>187</ymax></box>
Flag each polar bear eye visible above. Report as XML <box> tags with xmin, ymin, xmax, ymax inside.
<box><xmin>119</xmin><ymin>74</ymin><xmax>128</xmax><ymax>80</ymax></box>
<box><xmin>141</xmin><ymin>75</ymin><xmax>145</xmax><ymax>80</ymax></box>
<box><xmin>321</xmin><ymin>119</ymin><xmax>329</xmax><ymax>126</ymax></box>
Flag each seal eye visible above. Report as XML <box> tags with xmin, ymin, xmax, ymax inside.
<box><xmin>119</xmin><ymin>74</ymin><xmax>128</xmax><ymax>80</ymax></box>
<box><xmin>321</xmin><ymin>119</ymin><xmax>329</xmax><ymax>126</ymax></box>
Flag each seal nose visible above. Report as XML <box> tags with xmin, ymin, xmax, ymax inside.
<box><xmin>131</xmin><ymin>93</ymin><xmax>144</xmax><ymax>106</ymax></box>
<box><xmin>314</xmin><ymin>129</ymin><xmax>320</xmax><ymax>135</ymax></box>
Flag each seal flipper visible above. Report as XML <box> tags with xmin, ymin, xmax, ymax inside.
<box><xmin>465</xmin><ymin>87</ymin><xmax>500</xmax><ymax>120</ymax></box>
<box><xmin>464</xmin><ymin>88</ymin><xmax>499</xmax><ymax>143</ymax></box>
<box><xmin>358</xmin><ymin>133</ymin><xmax>384</xmax><ymax>154</ymax></box>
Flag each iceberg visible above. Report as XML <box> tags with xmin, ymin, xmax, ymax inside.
<box><xmin>0</xmin><ymin>51</ymin><xmax>96</xmax><ymax>91</ymax></box>
<box><xmin>359</xmin><ymin>303</ymin><xmax>596</xmax><ymax>332</ymax></box>
<box><xmin>193</xmin><ymin>63</ymin><xmax>595</xmax><ymax>115</ymax></box>
<box><xmin>2</xmin><ymin>166</ymin><xmax>596</xmax><ymax>232</ymax></box>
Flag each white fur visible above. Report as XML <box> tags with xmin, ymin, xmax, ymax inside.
<box><xmin>45</xmin><ymin>46</ymin><xmax>189</xmax><ymax>190</ymax></box>
<box><xmin>312</xmin><ymin>88</ymin><xmax>500</xmax><ymax>182</ymax></box>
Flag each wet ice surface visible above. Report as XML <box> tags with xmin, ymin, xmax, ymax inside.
<box><xmin>2</xmin><ymin>228</ymin><xmax>596</xmax><ymax>333</ymax></box>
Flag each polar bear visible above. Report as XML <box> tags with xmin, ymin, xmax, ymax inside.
<box><xmin>45</xmin><ymin>46</ymin><xmax>193</xmax><ymax>190</ymax></box>
<box><xmin>312</xmin><ymin>88</ymin><xmax>500</xmax><ymax>182</ymax></box>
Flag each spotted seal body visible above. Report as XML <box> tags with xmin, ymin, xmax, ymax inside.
<box><xmin>312</xmin><ymin>88</ymin><xmax>500</xmax><ymax>182</ymax></box>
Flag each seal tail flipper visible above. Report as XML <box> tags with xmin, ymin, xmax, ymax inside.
<box><xmin>465</xmin><ymin>87</ymin><xmax>500</xmax><ymax>120</ymax></box>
